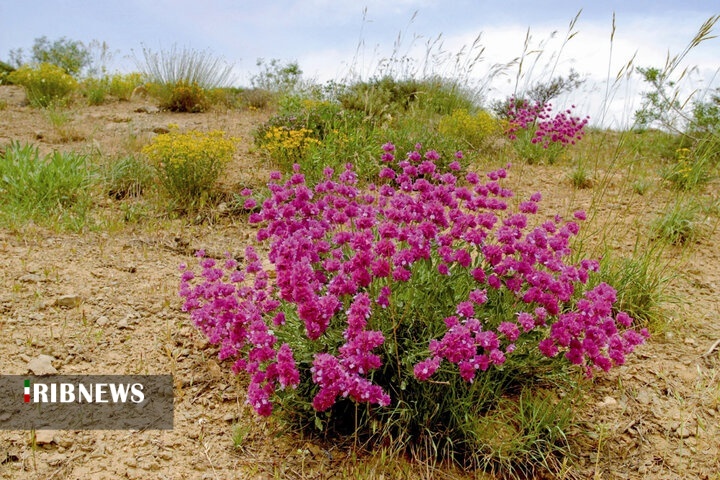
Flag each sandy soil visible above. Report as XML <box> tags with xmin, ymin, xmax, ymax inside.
<box><xmin>0</xmin><ymin>85</ymin><xmax>719</xmax><ymax>479</ymax></box>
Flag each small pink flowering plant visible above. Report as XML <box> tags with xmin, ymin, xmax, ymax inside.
<box><xmin>179</xmin><ymin>142</ymin><xmax>647</xmax><ymax>443</ymax></box>
<box><xmin>505</xmin><ymin>97</ymin><xmax>589</xmax><ymax>164</ymax></box>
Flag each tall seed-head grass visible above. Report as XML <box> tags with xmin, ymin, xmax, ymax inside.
<box><xmin>135</xmin><ymin>45</ymin><xmax>233</xmax><ymax>112</ymax></box>
<box><xmin>136</xmin><ymin>44</ymin><xmax>234</xmax><ymax>89</ymax></box>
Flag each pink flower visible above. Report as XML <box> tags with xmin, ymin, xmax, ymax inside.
<box><xmin>413</xmin><ymin>356</ymin><xmax>441</xmax><ymax>381</ymax></box>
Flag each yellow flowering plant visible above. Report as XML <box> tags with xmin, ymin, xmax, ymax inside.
<box><xmin>259</xmin><ymin>126</ymin><xmax>320</xmax><ymax>170</ymax></box>
<box><xmin>438</xmin><ymin>108</ymin><xmax>500</xmax><ymax>150</ymax></box>
<box><xmin>142</xmin><ymin>127</ymin><xmax>238</xmax><ymax>211</ymax></box>
<box><xmin>8</xmin><ymin>62</ymin><xmax>78</xmax><ymax>107</ymax></box>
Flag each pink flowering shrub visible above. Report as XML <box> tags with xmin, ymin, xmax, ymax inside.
<box><xmin>179</xmin><ymin>142</ymin><xmax>647</xmax><ymax>460</ymax></box>
<box><xmin>505</xmin><ymin>97</ymin><xmax>589</xmax><ymax>164</ymax></box>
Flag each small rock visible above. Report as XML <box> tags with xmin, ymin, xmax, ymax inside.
<box><xmin>674</xmin><ymin>422</ymin><xmax>696</xmax><ymax>438</ymax></box>
<box><xmin>46</xmin><ymin>453</ymin><xmax>67</xmax><ymax>466</ymax></box>
<box><xmin>18</xmin><ymin>273</ymin><xmax>43</xmax><ymax>283</ymax></box>
<box><xmin>96</xmin><ymin>316</ymin><xmax>109</xmax><ymax>326</ymax></box>
<box><xmin>134</xmin><ymin>105</ymin><xmax>159</xmax><ymax>114</ymax></box>
<box><xmin>636</xmin><ymin>389</ymin><xmax>652</xmax><ymax>405</ymax></box>
<box><xmin>598</xmin><ymin>396</ymin><xmax>618</xmax><ymax>408</ymax></box>
<box><xmin>55</xmin><ymin>295</ymin><xmax>82</xmax><ymax>308</ymax></box>
<box><xmin>223</xmin><ymin>413</ymin><xmax>235</xmax><ymax>422</ymax></box>
<box><xmin>139</xmin><ymin>459</ymin><xmax>161</xmax><ymax>471</ymax></box>
<box><xmin>56</xmin><ymin>437</ymin><xmax>73</xmax><ymax>449</ymax></box>
<box><xmin>152</xmin><ymin>126</ymin><xmax>170</xmax><ymax>134</ymax></box>
<box><xmin>117</xmin><ymin>317</ymin><xmax>129</xmax><ymax>329</ymax></box>
<box><xmin>34</xmin><ymin>430</ymin><xmax>57</xmax><ymax>445</ymax></box>
<box><xmin>684</xmin><ymin>337</ymin><xmax>696</xmax><ymax>345</ymax></box>
<box><xmin>27</xmin><ymin>354</ymin><xmax>58</xmax><ymax>375</ymax></box>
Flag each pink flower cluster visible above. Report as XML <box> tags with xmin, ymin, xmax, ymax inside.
<box><xmin>538</xmin><ymin>282</ymin><xmax>649</xmax><ymax>376</ymax></box>
<box><xmin>179</xmin><ymin>142</ymin><xmax>647</xmax><ymax>416</ymax></box>
<box><xmin>179</xmin><ymin>248</ymin><xmax>300</xmax><ymax>416</ymax></box>
<box><xmin>505</xmin><ymin>98</ymin><xmax>589</xmax><ymax>149</ymax></box>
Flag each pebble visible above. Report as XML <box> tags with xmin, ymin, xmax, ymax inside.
<box><xmin>636</xmin><ymin>389</ymin><xmax>652</xmax><ymax>405</ymax></box>
<box><xmin>18</xmin><ymin>273</ymin><xmax>43</xmax><ymax>283</ymax></box>
<box><xmin>139</xmin><ymin>459</ymin><xmax>161</xmax><ymax>471</ymax></box>
<box><xmin>34</xmin><ymin>430</ymin><xmax>57</xmax><ymax>445</ymax></box>
<box><xmin>56</xmin><ymin>437</ymin><xmax>74</xmax><ymax>449</ymax></box>
<box><xmin>55</xmin><ymin>294</ymin><xmax>83</xmax><ymax>308</ymax></box>
<box><xmin>46</xmin><ymin>453</ymin><xmax>67</xmax><ymax>466</ymax></box>
<box><xmin>27</xmin><ymin>354</ymin><xmax>58</xmax><ymax>375</ymax></box>
<box><xmin>597</xmin><ymin>396</ymin><xmax>618</xmax><ymax>408</ymax></box>
<box><xmin>96</xmin><ymin>316</ymin><xmax>109</xmax><ymax>326</ymax></box>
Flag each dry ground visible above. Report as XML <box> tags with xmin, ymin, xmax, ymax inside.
<box><xmin>0</xmin><ymin>85</ymin><xmax>719</xmax><ymax>479</ymax></box>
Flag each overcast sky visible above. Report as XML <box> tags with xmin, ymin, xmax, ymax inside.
<box><xmin>1</xmin><ymin>1</ymin><xmax>719</xmax><ymax>128</ymax></box>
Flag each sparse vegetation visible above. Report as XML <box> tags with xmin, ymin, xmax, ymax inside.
<box><xmin>0</xmin><ymin>11</ymin><xmax>719</xmax><ymax>480</ymax></box>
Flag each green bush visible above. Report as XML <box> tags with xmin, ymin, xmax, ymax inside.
<box><xmin>7</xmin><ymin>63</ymin><xmax>78</xmax><ymax>107</ymax></box>
<box><xmin>254</xmin><ymin>97</ymin><xmax>376</xmax><ymax>178</ymax></box>
<box><xmin>0</xmin><ymin>141</ymin><xmax>94</xmax><ymax>229</ymax></box>
<box><xmin>339</xmin><ymin>76</ymin><xmax>476</xmax><ymax>120</ymax></box>
<box><xmin>30</xmin><ymin>36</ymin><xmax>91</xmax><ymax>77</ymax></box>
<box><xmin>625</xmin><ymin>129</ymin><xmax>691</xmax><ymax>162</ymax></box>
<box><xmin>651</xmin><ymin>199</ymin><xmax>701</xmax><ymax>245</ymax></box>
<box><xmin>81</xmin><ymin>76</ymin><xmax>109</xmax><ymax>105</ymax></box>
<box><xmin>251</xmin><ymin>58</ymin><xmax>303</xmax><ymax>93</ymax></box>
<box><xmin>0</xmin><ymin>60</ymin><xmax>15</xmax><ymax>85</ymax></box>
<box><xmin>239</xmin><ymin>88</ymin><xmax>275</xmax><ymax>110</ymax></box>
<box><xmin>108</xmin><ymin>72</ymin><xmax>143</xmax><ymax>101</ymax></box>
<box><xmin>148</xmin><ymin>80</ymin><xmax>210</xmax><ymax>113</ymax></box>
<box><xmin>102</xmin><ymin>154</ymin><xmax>156</xmax><ymax>199</ymax></box>
<box><xmin>82</xmin><ymin>73</ymin><xmax>144</xmax><ymax>104</ymax></box>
